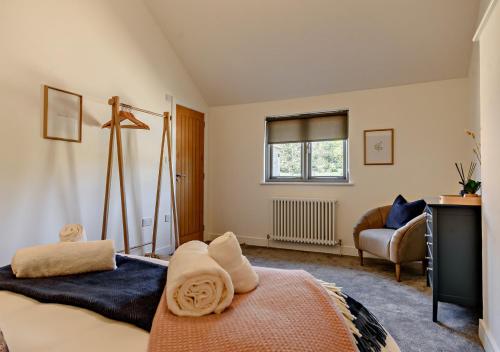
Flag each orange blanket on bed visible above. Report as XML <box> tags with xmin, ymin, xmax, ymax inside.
<box><xmin>148</xmin><ymin>267</ymin><xmax>357</xmax><ymax>352</ymax></box>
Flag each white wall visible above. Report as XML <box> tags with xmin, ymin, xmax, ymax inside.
<box><xmin>206</xmin><ymin>79</ymin><xmax>471</xmax><ymax>255</ymax></box>
<box><xmin>468</xmin><ymin>0</ymin><xmax>490</xmax><ymax>180</ymax></box>
<box><xmin>0</xmin><ymin>0</ymin><xmax>207</xmax><ymax>265</ymax></box>
<box><xmin>477</xmin><ymin>1</ymin><xmax>500</xmax><ymax>350</ymax></box>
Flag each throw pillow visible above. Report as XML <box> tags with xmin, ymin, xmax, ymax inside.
<box><xmin>385</xmin><ymin>195</ymin><xmax>426</xmax><ymax>229</ymax></box>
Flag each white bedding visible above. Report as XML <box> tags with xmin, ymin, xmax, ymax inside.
<box><xmin>0</xmin><ymin>291</ymin><xmax>149</xmax><ymax>352</ymax></box>
<box><xmin>0</xmin><ymin>254</ymin><xmax>165</xmax><ymax>352</ymax></box>
<box><xmin>0</xmin><ymin>254</ymin><xmax>399</xmax><ymax>352</ymax></box>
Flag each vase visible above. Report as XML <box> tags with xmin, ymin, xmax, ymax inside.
<box><xmin>464</xmin><ymin>194</ymin><xmax>480</xmax><ymax>198</ymax></box>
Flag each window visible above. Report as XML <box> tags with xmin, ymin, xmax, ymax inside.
<box><xmin>265</xmin><ymin>111</ymin><xmax>349</xmax><ymax>183</ymax></box>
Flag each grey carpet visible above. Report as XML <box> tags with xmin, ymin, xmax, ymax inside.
<box><xmin>242</xmin><ymin>245</ymin><xmax>483</xmax><ymax>352</ymax></box>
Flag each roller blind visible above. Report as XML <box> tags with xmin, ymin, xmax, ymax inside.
<box><xmin>266</xmin><ymin>111</ymin><xmax>348</xmax><ymax>144</ymax></box>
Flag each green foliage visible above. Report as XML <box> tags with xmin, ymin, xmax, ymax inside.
<box><xmin>464</xmin><ymin>179</ymin><xmax>481</xmax><ymax>194</ymax></box>
<box><xmin>311</xmin><ymin>140</ymin><xmax>344</xmax><ymax>177</ymax></box>
<box><xmin>272</xmin><ymin>143</ymin><xmax>302</xmax><ymax>176</ymax></box>
<box><xmin>272</xmin><ymin>141</ymin><xmax>344</xmax><ymax>177</ymax></box>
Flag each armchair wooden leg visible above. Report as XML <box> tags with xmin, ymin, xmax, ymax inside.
<box><xmin>395</xmin><ymin>264</ymin><xmax>401</xmax><ymax>282</ymax></box>
<box><xmin>358</xmin><ymin>250</ymin><xmax>364</xmax><ymax>266</ymax></box>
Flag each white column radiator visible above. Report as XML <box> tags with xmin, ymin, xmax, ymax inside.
<box><xmin>271</xmin><ymin>198</ymin><xmax>337</xmax><ymax>246</ymax></box>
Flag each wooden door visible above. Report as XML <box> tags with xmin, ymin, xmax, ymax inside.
<box><xmin>176</xmin><ymin>105</ymin><xmax>205</xmax><ymax>245</ymax></box>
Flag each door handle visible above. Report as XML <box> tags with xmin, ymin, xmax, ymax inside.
<box><xmin>176</xmin><ymin>173</ymin><xmax>187</xmax><ymax>181</ymax></box>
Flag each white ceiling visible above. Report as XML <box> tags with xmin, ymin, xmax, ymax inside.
<box><xmin>145</xmin><ymin>0</ymin><xmax>480</xmax><ymax>106</ymax></box>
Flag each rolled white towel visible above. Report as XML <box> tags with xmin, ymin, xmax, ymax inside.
<box><xmin>208</xmin><ymin>232</ymin><xmax>259</xmax><ymax>293</ymax></box>
<box><xmin>59</xmin><ymin>224</ymin><xmax>87</xmax><ymax>242</ymax></box>
<box><xmin>166</xmin><ymin>240</ymin><xmax>234</xmax><ymax>317</ymax></box>
<box><xmin>11</xmin><ymin>240</ymin><xmax>116</xmax><ymax>278</ymax></box>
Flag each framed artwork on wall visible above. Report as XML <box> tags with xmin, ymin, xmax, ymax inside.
<box><xmin>364</xmin><ymin>128</ymin><xmax>394</xmax><ymax>165</ymax></box>
<box><xmin>43</xmin><ymin>85</ymin><xmax>82</xmax><ymax>143</ymax></box>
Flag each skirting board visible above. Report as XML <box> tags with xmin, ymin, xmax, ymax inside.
<box><xmin>479</xmin><ymin>319</ymin><xmax>500</xmax><ymax>352</ymax></box>
<box><xmin>205</xmin><ymin>233</ymin><xmax>377</xmax><ymax>258</ymax></box>
<box><xmin>129</xmin><ymin>244</ymin><xmax>173</xmax><ymax>257</ymax></box>
<box><xmin>155</xmin><ymin>245</ymin><xmax>173</xmax><ymax>256</ymax></box>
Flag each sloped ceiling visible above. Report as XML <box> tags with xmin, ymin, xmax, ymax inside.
<box><xmin>145</xmin><ymin>0</ymin><xmax>480</xmax><ymax>106</ymax></box>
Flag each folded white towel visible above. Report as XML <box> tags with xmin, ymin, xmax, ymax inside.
<box><xmin>208</xmin><ymin>232</ymin><xmax>259</xmax><ymax>293</ymax></box>
<box><xmin>59</xmin><ymin>224</ymin><xmax>87</xmax><ymax>242</ymax></box>
<box><xmin>166</xmin><ymin>240</ymin><xmax>234</xmax><ymax>317</ymax></box>
<box><xmin>11</xmin><ymin>240</ymin><xmax>116</xmax><ymax>278</ymax></box>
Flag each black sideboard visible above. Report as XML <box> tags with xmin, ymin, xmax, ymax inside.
<box><xmin>425</xmin><ymin>199</ymin><xmax>482</xmax><ymax>322</ymax></box>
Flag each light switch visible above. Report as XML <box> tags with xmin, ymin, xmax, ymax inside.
<box><xmin>164</xmin><ymin>214</ymin><xmax>170</xmax><ymax>222</ymax></box>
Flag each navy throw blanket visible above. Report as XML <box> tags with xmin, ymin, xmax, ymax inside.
<box><xmin>0</xmin><ymin>255</ymin><xmax>167</xmax><ymax>331</ymax></box>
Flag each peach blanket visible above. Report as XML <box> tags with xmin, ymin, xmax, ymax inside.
<box><xmin>148</xmin><ymin>267</ymin><xmax>358</xmax><ymax>352</ymax></box>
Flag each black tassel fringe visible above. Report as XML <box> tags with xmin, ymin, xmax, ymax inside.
<box><xmin>344</xmin><ymin>294</ymin><xmax>388</xmax><ymax>352</ymax></box>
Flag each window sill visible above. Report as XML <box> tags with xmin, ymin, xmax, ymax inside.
<box><xmin>260</xmin><ymin>181</ymin><xmax>355</xmax><ymax>186</ymax></box>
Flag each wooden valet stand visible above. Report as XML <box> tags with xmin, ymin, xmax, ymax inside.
<box><xmin>101</xmin><ymin>96</ymin><xmax>178</xmax><ymax>256</ymax></box>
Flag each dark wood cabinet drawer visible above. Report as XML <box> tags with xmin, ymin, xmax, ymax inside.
<box><xmin>425</xmin><ymin>210</ymin><xmax>433</xmax><ymax>233</ymax></box>
<box><xmin>425</xmin><ymin>202</ymin><xmax>482</xmax><ymax>322</ymax></box>
<box><xmin>426</xmin><ymin>241</ymin><xmax>433</xmax><ymax>260</ymax></box>
<box><xmin>426</xmin><ymin>222</ymin><xmax>433</xmax><ymax>237</ymax></box>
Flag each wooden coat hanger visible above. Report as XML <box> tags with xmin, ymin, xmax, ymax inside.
<box><xmin>102</xmin><ymin>109</ymin><xmax>150</xmax><ymax>130</ymax></box>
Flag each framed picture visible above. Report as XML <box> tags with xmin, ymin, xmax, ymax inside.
<box><xmin>364</xmin><ymin>128</ymin><xmax>394</xmax><ymax>165</ymax></box>
<box><xmin>43</xmin><ymin>85</ymin><xmax>82</xmax><ymax>143</ymax></box>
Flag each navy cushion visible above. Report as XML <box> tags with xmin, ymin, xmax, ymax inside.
<box><xmin>385</xmin><ymin>195</ymin><xmax>426</xmax><ymax>229</ymax></box>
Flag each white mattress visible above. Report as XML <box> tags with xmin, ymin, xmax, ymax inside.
<box><xmin>0</xmin><ymin>254</ymin><xmax>399</xmax><ymax>352</ymax></box>
<box><xmin>0</xmin><ymin>291</ymin><xmax>149</xmax><ymax>352</ymax></box>
<box><xmin>0</xmin><ymin>254</ymin><xmax>166</xmax><ymax>352</ymax></box>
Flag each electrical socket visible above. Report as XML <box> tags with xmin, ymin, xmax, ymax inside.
<box><xmin>142</xmin><ymin>218</ymin><xmax>152</xmax><ymax>227</ymax></box>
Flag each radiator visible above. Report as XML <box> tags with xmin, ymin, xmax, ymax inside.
<box><xmin>271</xmin><ymin>198</ymin><xmax>337</xmax><ymax>245</ymax></box>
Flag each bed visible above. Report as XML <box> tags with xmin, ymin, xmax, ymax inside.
<box><xmin>0</xmin><ymin>255</ymin><xmax>399</xmax><ymax>352</ymax></box>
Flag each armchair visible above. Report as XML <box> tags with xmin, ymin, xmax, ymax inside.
<box><xmin>353</xmin><ymin>205</ymin><xmax>427</xmax><ymax>281</ymax></box>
